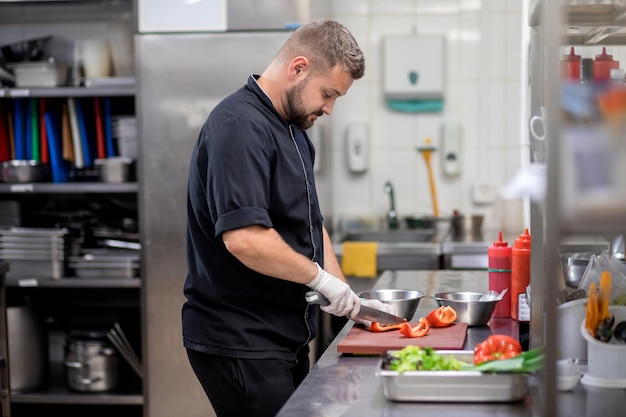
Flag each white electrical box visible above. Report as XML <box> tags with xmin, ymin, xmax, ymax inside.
<box><xmin>472</xmin><ymin>181</ymin><xmax>496</xmax><ymax>205</ymax></box>
<box><xmin>383</xmin><ymin>35</ymin><xmax>446</xmax><ymax>100</ymax></box>
<box><xmin>345</xmin><ymin>123</ymin><xmax>369</xmax><ymax>173</ymax></box>
<box><xmin>441</xmin><ymin>122</ymin><xmax>462</xmax><ymax>176</ymax></box>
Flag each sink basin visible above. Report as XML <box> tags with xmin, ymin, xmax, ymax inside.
<box><xmin>342</xmin><ymin>229</ymin><xmax>436</xmax><ymax>243</ymax></box>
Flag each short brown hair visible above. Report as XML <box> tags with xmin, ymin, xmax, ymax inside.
<box><xmin>277</xmin><ymin>19</ymin><xmax>365</xmax><ymax>80</ymax></box>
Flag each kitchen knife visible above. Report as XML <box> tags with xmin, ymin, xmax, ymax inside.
<box><xmin>305</xmin><ymin>290</ymin><xmax>407</xmax><ymax>325</ymax></box>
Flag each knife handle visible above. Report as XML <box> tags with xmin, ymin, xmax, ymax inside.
<box><xmin>305</xmin><ymin>290</ymin><xmax>330</xmax><ymax>306</ymax></box>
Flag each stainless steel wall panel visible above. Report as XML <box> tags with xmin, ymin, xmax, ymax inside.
<box><xmin>137</xmin><ymin>31</ymin><xmax>291</xmax><ymax>417</ymax></box>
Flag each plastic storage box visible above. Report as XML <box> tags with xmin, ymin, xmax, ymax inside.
<box><xmin>8</xmin><ymin>61</ymin><xmax>68</xmax><ymax>87</ymax></box>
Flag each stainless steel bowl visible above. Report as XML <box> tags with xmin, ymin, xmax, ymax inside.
<box><xmin>358</xmin><ymin>289</ymin><xmax>426</xmax><ymax>320</ymax></box>
<box><xmin>0</xmin><ymin>160</ymin><xmax>49</xmax><ymax>183</ymax></box>
<box><xmin>560</xmin><ymin>252</ymin><xmax>593</xmax><ymax>288</ymax></box>
<box><xmin>433</xmin><ymin>291</ymin><xmax>498</xmax><ymax>326</ymax></box>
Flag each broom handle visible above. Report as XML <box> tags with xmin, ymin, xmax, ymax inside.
<box><xmin>424</xmin><ymin>153</ymin><xmax>439</xmax><ymax>218</ymax></box>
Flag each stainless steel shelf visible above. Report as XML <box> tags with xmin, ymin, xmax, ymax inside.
<box><xmin>10</xmin><ymin>358</ymin><xmax>142</xmax><ymax>405</ymax></box>
<box><xmin>7</xmin><ymin>277</ymin><xmax>141</xmax><ymax>288</ymax></box>
<box><xmin>0</xmin><ymin>182</ymin><xmax>138</xmax><ymax>193</ymax></box>
<box><xmin>0</xmin><ymin>85</ymin><xmax>135</xmax><ymax>98</ymax></box>
<box><xmin>562</xmin><ymin>204</ymin><xmax>626</xmax><ymax>235</ymax></box>
<box><xmin>11</xmin><ymin>390</ymin><xmax>143</xmax><ymax>405</ymax></box>
<box><xmin>530</xmin><ymin>0</ymin><xmax>626</xmax><ymax>44</ymax></box>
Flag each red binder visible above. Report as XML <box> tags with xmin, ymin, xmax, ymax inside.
<box><xmin>40</xmin><ymin>98</ymin><xmax>49</xmax><ymax>163</ymax></box>
<box><xmin>94</xmin><ymin>97</ymin><xmax>106</xmax><ymax>160</ymax></box>
<box><xmin>0</xmin><ymin>109</ymin><xmax>10</xmax><ymax>161</ymax></box>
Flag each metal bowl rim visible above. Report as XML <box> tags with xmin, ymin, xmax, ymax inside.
<box><xmin>358</xmin><ymin>289</ymin><xmax>426</xmax><ymax>300</ymax></box>
<box><xmin>432</xmin><ymin>291</ymin><xmax>496</xmax><ymax>303</ymax></box>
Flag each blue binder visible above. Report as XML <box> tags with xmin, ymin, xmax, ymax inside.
<box><xmin>74</xmin><ymin>98</ymin><xmax>93</xmax><ymax>167</ymax></box>
<box><xmin>44</xmin><ymin>112</ymin><xmax>69</xmax><ymax>183</ymax></box>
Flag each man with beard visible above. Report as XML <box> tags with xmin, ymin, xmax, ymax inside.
<box><xmin>183</xmin><ymin>20</ymin><xmax>396</xmax><ymax>417</ymax></box>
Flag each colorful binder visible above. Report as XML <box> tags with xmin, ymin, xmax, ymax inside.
<box><xmin>40</xmin><ymin>98</ymin><xmax>48</xmax><ymax>164</ymax></box>
<box><xmin>13</xmin><ymin>99</ymin><xmax>25</xmax><ymax>160</ymax></box>
<box><xmin>0</xmin><ymin>106</ymin><xmax>10</xmax><ymax>161</ymax></box>
<box><xmin>104</xmin><ymin>97</ymin><xmax>115</xmax><ymax>157</ymax></box>
<box><xmin>30</xmin><ymin>99</ymin><xmax>40</xmax><ymax>161</ymax></box>
<box><xmin>67</xmin><ymin>98</ymin><xmax>84</xmax><ymax>168</ymax></box>
<box><xmin>44</xmin><ymin>112</ymin><xmax>68</xmax><ymax>183</ymax></box>
<box><xmin>74</xmin><ymin>98</ymin><xmax>92</xmax><ymax>168</ymax></box>
<box><xmin>94</xmin><ymin>97</ymin><xmax>106</xmax><ymax>159</ymax></box>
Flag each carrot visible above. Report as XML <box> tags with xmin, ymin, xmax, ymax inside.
<box><xmin>599</xmin><ymin>271</ymin><xmax>612</xmax><ymax>321</ymax></box>
<box><xmin>586</xmin><ymin>282</ymin><xmax>599</xmax><ymax>337</ymax></box>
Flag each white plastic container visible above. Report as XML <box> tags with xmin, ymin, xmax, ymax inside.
<box><xmin>9</xmin><ymin>61</ymin><xmax>68</xmax><ymax>87</ymax></box>
<box><xmin>580</xmin><ymin>305</ymin><xmax>626</xmax><ymax>388</ymax></box>
<box><xmin>94</xmin><ymin>157</ymin><xmax>133</xmax><ymax>183</ymax></box>
<box><xmin>556</xmin><ymin>298</ymin><xmax>588</xmax><ymax>361</ymax></box>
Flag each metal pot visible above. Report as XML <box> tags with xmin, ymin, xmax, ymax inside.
<box><xmin>63</xmin><ymin>331</ymin><xmax>119</xmax><ymax>392</ymax></box>
<box><xmin>0</xmin><ymin>160</ymin><xmax>49</xmax><ymax>183</ymax></box>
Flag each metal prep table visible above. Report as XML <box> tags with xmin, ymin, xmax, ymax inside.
<box><xmin>278</xmin><ymin>270</ymin><xmax>625</xmax><ymax>417</ymax></box>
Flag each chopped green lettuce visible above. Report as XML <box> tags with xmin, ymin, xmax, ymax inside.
<box><xmin>388</xmin><ymin>346</ymin><xmax>469</xmax><ymax>372</ymax></box>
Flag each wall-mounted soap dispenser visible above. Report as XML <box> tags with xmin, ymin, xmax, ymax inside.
<box><xmin>345</xmin><ymin>123</ymin><xmax>369</xmax><ymax>173</ymax></box>
<box><xmin>383</xmin><ymin>35</ymin><xmax>446</xmax><ymax>112</ymax></box>
<box><xmin>441</xmin><ymin>121</ymin><xmax>462</xmax><ymax>177</ymax></box>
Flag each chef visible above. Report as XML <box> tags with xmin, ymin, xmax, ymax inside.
<box><xmin>182</xmin><ymin>19</ymin><xmax>396</xmax><ymax>417</ymax></box>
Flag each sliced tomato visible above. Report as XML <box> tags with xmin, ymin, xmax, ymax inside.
<box><xmin>474</xmin><ymin>334</ymin><xmax>523</xmax><ymax>365</ymax></box>
<box><xmin>400</xmin><ymin>318</ymin><xmax>430</xmax><ymax>338</ymax></box>
<box><xmin>369</xmin><ymin>322</ymin><xmax>405</xmax><ymax>332</ymax></box>
<box><xmin>426</xmin><ymin>306</ymin><xmax>458</xmax><ymax>327</ymax></box>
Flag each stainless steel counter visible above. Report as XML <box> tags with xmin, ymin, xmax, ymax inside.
<box><xmin>334</xmin><ymin>230</ymin><xmax>610</xmax><ymax>272</ymax></box>
<box><xmin>277</xmin><ymin>270</ymin><xmax>625</xmax><ymax>417</ymax></box>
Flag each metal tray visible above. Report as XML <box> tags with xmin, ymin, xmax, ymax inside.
<box><xmin>70</xmin><ymin>263</ymin><xmax>139</xmax><ymax>278</ymax></box>
<box><xmin>378</xmin><ymin>350</ymin><xmax>528</xmax><ymax>403</ymax></box>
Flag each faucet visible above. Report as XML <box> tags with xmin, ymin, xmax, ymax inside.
<box><xmin>383</xmin><ymin>181</ymin><xmax>399</xmax><ymax>229</ymax></box>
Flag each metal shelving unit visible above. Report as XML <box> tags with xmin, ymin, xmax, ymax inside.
<box><xmin>0</xmin><ymin>263</ymin><xmax>10</xmax><ymax>417</ymax></box>
<box><xmin>529</xmin><ymin>1</ymin><xmax>626</xmax><ymax>417</ymax></box>
<box><xmin>1</xmin><ymin>1</ymin><xmax>142</xmax><ymax>414</ymax></box>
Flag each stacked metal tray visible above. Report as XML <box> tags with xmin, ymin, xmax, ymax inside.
<box><xmin>68</xmin><ymin>248</ymin><xmax>140</xmax><ymax>278</ymax></box>
<box><xmin>378</xmin><ymin>350</ymin><xmax>529</xmax><ymax>403</ymax></box>
<box><xmin>0</xmin><ymin>227</ymin><xmax>68</xmax><ymax>279</ymax></box>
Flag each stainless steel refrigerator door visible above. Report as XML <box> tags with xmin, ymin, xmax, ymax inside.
<box><xmin>136</xmin><ymin>31</ymin><xmax>292</xmax><ymax>417</ymax></box>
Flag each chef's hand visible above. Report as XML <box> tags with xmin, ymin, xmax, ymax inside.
<box><xmin>352</xmin><ymin>299</ymin><xmax>399</xmax><ymax>328</ymax></box>
<box><xmin>308</xmin><ymin>263</ymin><xmax>360</xmax><ymax>317</ymax></box>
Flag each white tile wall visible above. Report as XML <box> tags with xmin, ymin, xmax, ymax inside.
<box><xmin>311</xmin><ymin>0</ymin><xmax>528</xmax><ymax>235</ymax></box>
<box><xmin>1</xmin><ymin>0</ymin><xmax>529</xmax><ymax>236</ymax></box>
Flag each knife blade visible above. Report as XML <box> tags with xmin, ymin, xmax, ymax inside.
<box><xmin>305</xmin><ymin>290</ymin><xmax>407</xmax><ymax>325</ymax></box>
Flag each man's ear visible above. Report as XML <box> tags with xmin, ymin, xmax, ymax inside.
<box><xmin>289</xmin><ymin>56</ymin><xmax>310</xmax><ymax>79</ymax></box>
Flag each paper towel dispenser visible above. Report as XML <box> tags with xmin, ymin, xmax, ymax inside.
<box><xmin>382</xmin><ymin>35</ymin><xmax>446</xmax><ymax>101</ymax></box>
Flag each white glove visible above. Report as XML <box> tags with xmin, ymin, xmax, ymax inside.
<box><xmin>352</xmin><ymin>299</ymin><xmax>399</xmax><ymax>328</ymax></box>
<box><xmin>308</xmin><ymin>263</ymin><xmax>360</xmax><ymax>317</ymax></box>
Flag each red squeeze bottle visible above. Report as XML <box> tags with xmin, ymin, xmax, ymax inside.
<box><xmin>488</xmin><ymin>231</ymin><xmax>512</xmax><ymax>318</ymax></box>
<box><xmin>594</xmin><ymin>47</ymin><xmax>619</xmax><ymax>83</ymax></box>
<box><xmin>561</xmin><ymin>47</ymin><xmax>581</xmax><ymax>82</ymax></box>
<box><xmin>511</xmin><ymin>228</ymin><xmax>531</xmax><ymax>321</ymax></box>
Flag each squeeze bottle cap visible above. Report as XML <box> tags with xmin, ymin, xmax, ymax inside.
<box><xmin>514</xmin><ymin>228</ymin><xmax>532</xmax><ymax>249</ymax></box>
<box><xmin>492</xmin><ymin>231</ymin><xmax>509</xmax><ymax>247</ymax></box>
<box><xmin>562</xmin><ymin>46</ymin><xmax>580</xmax><ymax>62</ymax></box>
<box><xmin>595</xmin><ymin>47</ymin><xmax>614</xmax><ymax>61</ymax></box>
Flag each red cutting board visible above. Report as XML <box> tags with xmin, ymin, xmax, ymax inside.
<box><xmin>337</xmin><ymin>322</ymin><xmax>468</xmax><ymax>355</ymax></box>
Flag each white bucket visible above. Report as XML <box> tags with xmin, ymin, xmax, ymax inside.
<box><xmin>580</xmin><ymin>305</ymin><xmax>626</xmax><ymax>388</ymax></box>
<box><xmin>556</xmin><ymin>298</ymin><xmax>587</xmax><ymax>361</ymax></box>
